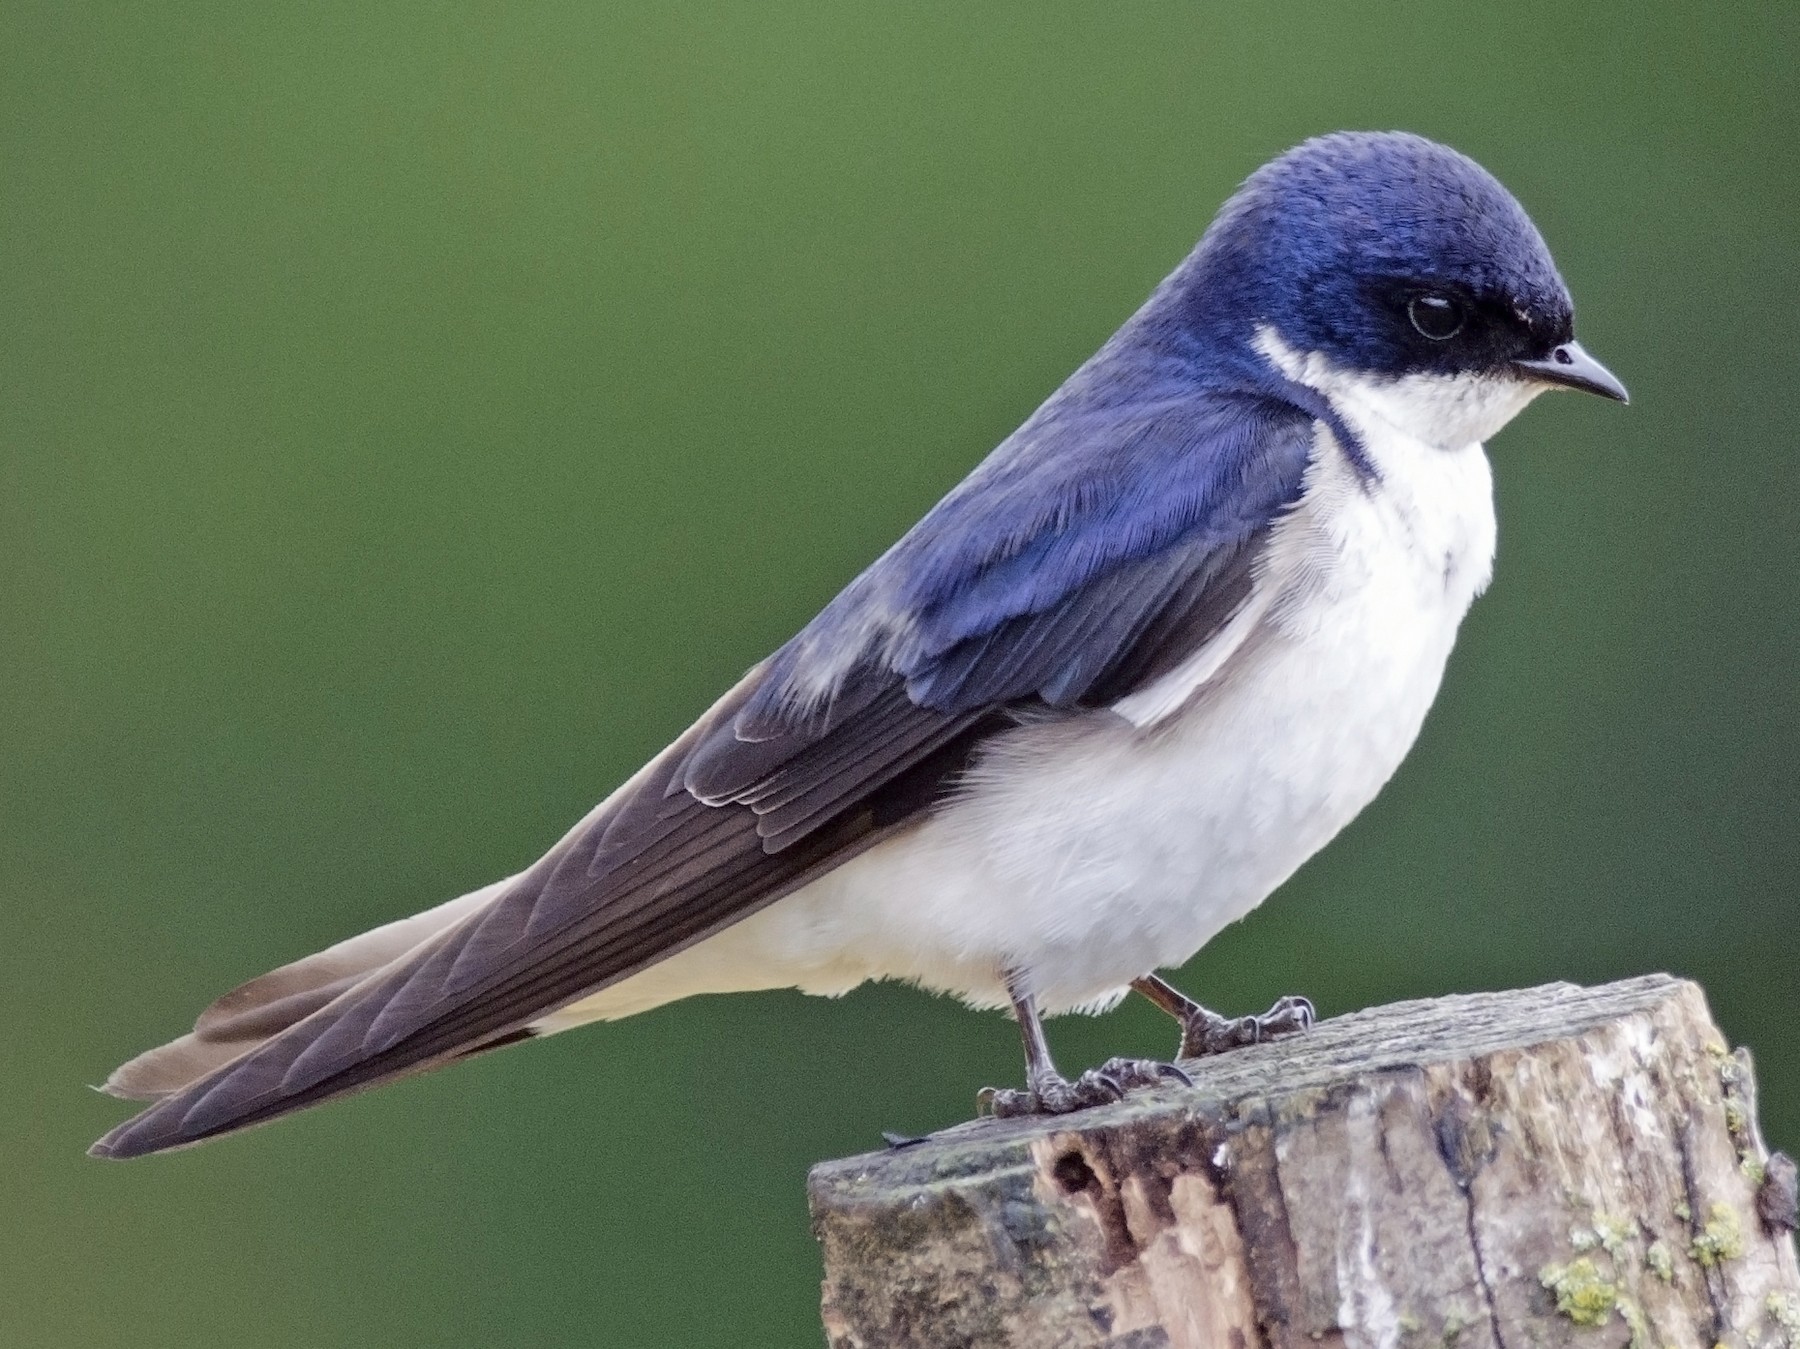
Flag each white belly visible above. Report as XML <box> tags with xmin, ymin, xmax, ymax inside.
<box><xmin>538</xmin><ymin>412</ymin><xmax>1498</xmax><ymax>1031</ymax></box>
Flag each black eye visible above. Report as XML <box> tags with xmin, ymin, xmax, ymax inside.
<box><xmin>1408</xmin><ymin>294</ymin><xmax>1464</xmax><ymax>341</ymax></box>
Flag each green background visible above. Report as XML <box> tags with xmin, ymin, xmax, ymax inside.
<box><xmin>4</xmin><ymin>3</ymin><xmax>1795</xmax><ymax>1345</ymax></box>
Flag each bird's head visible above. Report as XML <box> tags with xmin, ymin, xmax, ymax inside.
<box><xmin>1179</xmin><ymin>131</ymin><xmax>1626</xmax><ymax>446</ymax></box>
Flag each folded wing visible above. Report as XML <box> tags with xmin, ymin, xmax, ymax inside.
<box><xmin>91</xmin><ymin>391</ymin><xmax>1315</xmax><ymax>1158</ymax></box>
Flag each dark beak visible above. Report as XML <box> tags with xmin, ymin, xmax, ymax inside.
<box><xmin>1513</xmin><ymin>340</ymin><xmax>1629</xmax><ymax>404</ymax></box>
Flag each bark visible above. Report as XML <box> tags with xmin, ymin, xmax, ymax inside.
<box><xmin>810</xmin><ymin>975</ymin><xmax>1799</xmax><ymax>1349</ymax></box>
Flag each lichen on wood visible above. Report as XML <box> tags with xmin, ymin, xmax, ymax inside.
<box><xmin>810</xmin><ymin>976</ymin><xmax>1800</xmax><ymax>1349</ymax></box>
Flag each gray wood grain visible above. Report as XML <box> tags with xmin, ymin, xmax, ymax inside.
<box><xmin>810</xmin><ymin>976</ymin><xmax>1800</xmax><ymax>1349</ymax></box>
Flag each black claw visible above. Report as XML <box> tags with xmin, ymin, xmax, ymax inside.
<box><xmin>1178</xmin><ymin>992</ymin><xmax>1317</xmax><ymax>1059</ymax></box>
<box><xmin>979</xmin><ymin>1085</ymin><xmax>1041</xmax><ymax>1119</ymax></box>
<box><xmin>1268</xmin><ymin>994</ymin><xmax>1316</xmax><ymax>1028</ymax></box>
<box><xmin>1096</xmin><ymin>1056</ymin><xmax>1193</xmax><ymax>1092</ymax></box>
<box><xmin>978</xmin><ymin>1054</ymin><xmax>1189</xmax><ymax>1120</ymax></box>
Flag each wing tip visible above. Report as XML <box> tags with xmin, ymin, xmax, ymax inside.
<box><xmin>89</xmin><ymin>1084</ymin><xmax>267</xmax><ymax>1160</ymax></box>
<box><xmin>88</xmin><ymin>1112</ymin><xmax>177</xmax><ymax>1160</ymax></box>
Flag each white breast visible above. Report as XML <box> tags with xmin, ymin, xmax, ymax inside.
<box><xmin>538</xmin><ymin>357</ymin><xmax>1508</xmax><ymax>1033</ymax></box>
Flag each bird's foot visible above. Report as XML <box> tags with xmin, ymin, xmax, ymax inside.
<box><xmin>978</xmin><ymin>1057</ymin><xmax>1190</xmax><ymax>1119</ymax></box>
<box><xmin>1178</xmin><ymin>994</ymin><xmax>1315</xmax><ymax>1059</ymax></box>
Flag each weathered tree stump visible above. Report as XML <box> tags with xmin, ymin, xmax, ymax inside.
<box><xmin>810</xmin><ymin>976</ymin><xmax>1799</xmax><ymax>1349</ymax></box>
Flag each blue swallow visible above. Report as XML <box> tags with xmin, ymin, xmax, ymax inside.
<box><xmin>93</xmin><ymin>130</ymin><xmax>1626</xmax><ymax>1156</ymax></box>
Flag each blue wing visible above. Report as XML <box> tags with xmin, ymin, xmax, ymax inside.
<box><xmin>749</xmin><ymin>390</ymin><xmax>1312</xmax><ymax>721</ymax></box>
<box><xmin>680</xmin><ymin>387</ymin><xmax>1317</xmax><ymax>834</ymax></box>
<box><xmin>90</xmin><ymin>381</ymin><xmax>1318</xmax><ymax>1160</ymax></box>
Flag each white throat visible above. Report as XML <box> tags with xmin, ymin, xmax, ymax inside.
<box><xmin>1254</xmin><ymin>325</ymin><xmax>1546</xmax><ymax>451</ymax></box>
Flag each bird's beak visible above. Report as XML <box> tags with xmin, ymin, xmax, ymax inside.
<box><xmin>1513</xmin><ymin>341</ymin><xmax>1629</xmax><ymax>404</ymax></box>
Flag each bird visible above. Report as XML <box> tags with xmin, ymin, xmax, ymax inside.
<box><xmin>90</xmin><ymin>130</ymin><xmax>1627</xmax><ymax>1159</ymax></box>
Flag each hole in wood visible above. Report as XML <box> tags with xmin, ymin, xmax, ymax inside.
<box><xmin>1052</xmin><ymin>1150</ymin><xmax>1097</xmax><ymax>1195</ymax></box>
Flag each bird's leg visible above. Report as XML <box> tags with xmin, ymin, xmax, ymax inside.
<box><xmin>1131</xmin><ymin>974</ymin><xmax>1315</xmax><ymax>1059</ymax></box>
<box><xmin>980</xmin><ymin>974</ymin><xmax>1191</xmax><ymax>1119</ymax></box>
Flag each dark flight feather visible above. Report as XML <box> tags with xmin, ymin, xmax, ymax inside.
<box><xmin>91</xmin><ymin>349</ymin><xmax>1317</xmax><ymax>1161</ymax></box>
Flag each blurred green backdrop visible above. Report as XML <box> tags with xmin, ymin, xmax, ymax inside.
<box><xmin>3</xmin><ymin>3</ymin><xmax>1795</xmax><ymax>1345</ymax></box>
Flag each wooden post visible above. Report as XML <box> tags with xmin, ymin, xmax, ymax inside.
<box><xmin>810</xmin><ymin>975</ymin><xmax>1800</xmax><ymax>1349</ymax></box>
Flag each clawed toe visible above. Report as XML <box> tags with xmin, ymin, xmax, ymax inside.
<box><xmin>1262</xmin><ymin>994</ymin><xmax>1315</xmax><ymax>1035</ymax></box>
<box><xmin>977</xmin><ymin>1085</ymin><xmax>1032</xmax><ymax>1118</ymax></box>
<box><xmin>1180</xmin><ymin>1014</ymin><xmax>1257</xmax><ymax>1057</ymax></box>
<box><xmin>978</xmin><ymin>1077</ymin><xmax>1111</xmax><ymax>1119</ymax></box>
<box><xmin>1097</xmin><ymin>1056</ymin><xmax>1192</xmax><ymax>1090</ymax></box>
<box><xmin>979</xmin><ymin>1058</ymin><xmax>1184</xmax><ymax>1119</ymax></box>
<box><xmin>1044</xmin><ymin>1068</ymin><xmax>1125</xmax><ymax>1113</ymax></box>
<box><xmin>983</xmin><ymin>974</ymin><xmax>1251</xmax><ymax>1124</ymax></box>
<box><xmin>1178</xmin><ymin>993</ymin><xmax>1316</xmax><ymax>1059</ymax></box>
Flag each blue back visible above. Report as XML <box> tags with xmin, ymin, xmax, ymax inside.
<box><xmin>739</xmin><ymin>131</ymin><xmax>1569</xmax><ymax>729</ymax></box>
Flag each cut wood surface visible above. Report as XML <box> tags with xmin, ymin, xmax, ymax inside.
<box><xmin>810</xmin><ymin>975</ymin><xmax>1800</xmax><ymax>1349</ymax></box>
